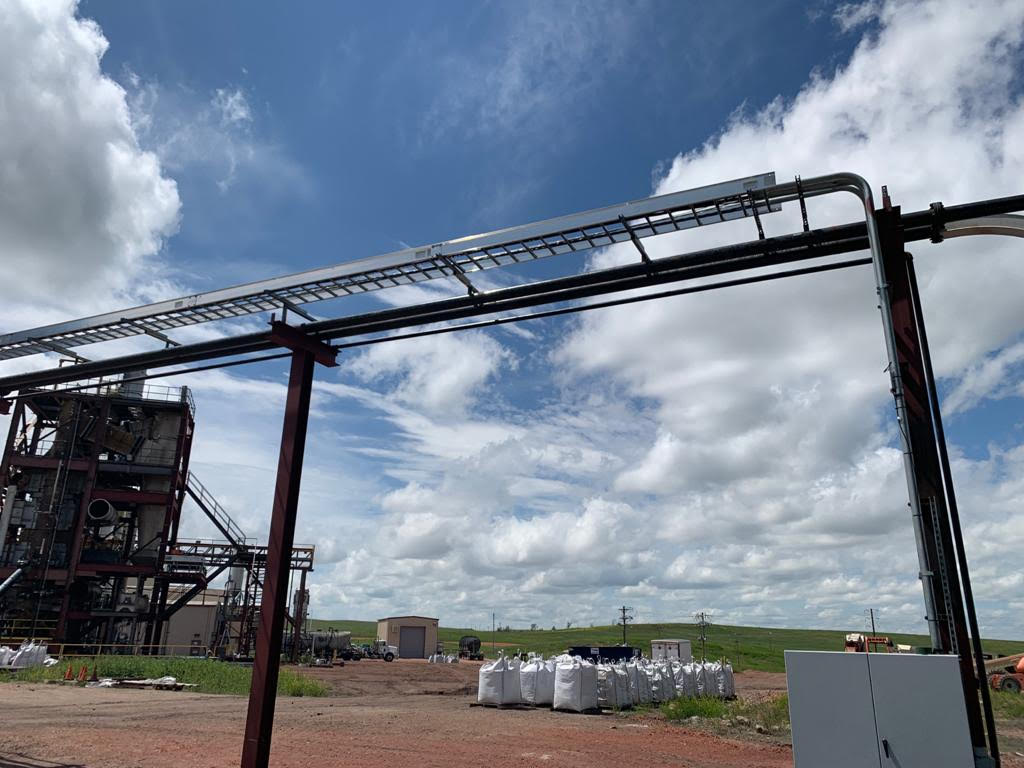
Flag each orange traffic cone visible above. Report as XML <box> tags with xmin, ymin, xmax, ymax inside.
<box><xmin>89</xmin><ymin>666</ymin><xmax>98</xmax><ymax>683</ymax></box>
<box><xmin>63</xmin><ymin>663</ymin><xmax>73</xmax><ymax>681</ymax></box>
<box><xmin>77</xmin><ymin>665</ymin><xmax>87</xmax><ymax>682</ymax></box>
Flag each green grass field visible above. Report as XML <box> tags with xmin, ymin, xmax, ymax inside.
<box><xmin>307</xmin><ymin>618</ymin><xmax>1024</xmax><ymax>673</ymax></box>
<box><xmin>1</xmin><ymin>655</ymin><xmax>327</xmax><ymax>697</ymax></box>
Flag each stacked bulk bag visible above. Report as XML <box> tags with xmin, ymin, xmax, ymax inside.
<box><xmin>693</xmin><ymin>662</ymin><xmax>711</xmax><ymax>697</ymax></box>
<box><xmin>520</xmin><ymin>657</ymin><xmax>556</xmax><ymax>706</ymax></box>
<box><xmin>673</xmin><ymin>661</ymin><xmax>696</xmax><ymax>698</ymax></box>
<box><xmin>478</xmin><ymin>655</ymin><xmax>523</xmax><ymax>706</ymax></box>
<box><xmin>553</xmin><ymin>659</ymin><xmax>598</xmax><ymax>712</ymax></box>
<box><xmin>626</xmin><ymin>661</ymin><xmax>651</xmax><ymax>705</ymax></box>
<box><xmin>637</xmin><ymin>662</ymin><xmax>653</xmax><ymax>704</ymax></box>
<box><xmin>613</xmin><ymin>664</ymin><xmax>632</xmax><ymax>708</ymax></box>
<box><xmin>707</xmin><ymin>661</ymin><xmax>735</xmax><ymax>698</ymax></box>
<box><xmin>658</xmin><ymin>662</ymin><xmax>677</xmax><ymax>700</ymax></box>
<box><xmin>596</xmin><ymin>664</ymin><xmax>631</xmax><ymax>709</ymax></box>
<box><xmin>648</xmin><ymin>664</ymin><xmax>665</xmax><ymax>703</ymax></box>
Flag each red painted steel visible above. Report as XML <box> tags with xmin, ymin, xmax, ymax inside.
<box><xmin>878</xmin><ymin>208</ymin><xmax>986</xmax><ymax>751</ymax></box>
<box><xmin>240</xmin><ymin>348</ymin><xmax>318</xmax><ymax>768</ymax></box>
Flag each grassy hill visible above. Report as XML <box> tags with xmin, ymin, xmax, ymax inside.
<box><xmin>307</xmin><ymin>618</ymin><xmax>1024</xmax><ymax>673</ymax></box>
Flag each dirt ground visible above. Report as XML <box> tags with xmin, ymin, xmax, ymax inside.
<box><xmin>0</xmin><ymin>661</ymin><xmax>794</xmax><ymax>768</ymax></box>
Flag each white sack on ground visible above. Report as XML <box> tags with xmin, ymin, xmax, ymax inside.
<box><xmin>597</xmin><ymin>664</ymin><xmax>630</xmax><ymax>709</ymax></box>
<box><xmin>649</xmin><ymin>664</ymin><xmax>664</xmax><ymax>703</ymax></box>
<box><xmin>659</xmin><ymin>662</ymin><xmax>677</xmax><ymax>700</ymax></box>
<box><xmin>610</xmin><ymin>667</ymin><xmax>626</xmax><ymax>708</ymax></box>
<box><xmin>694</xmin><ymin>662</ymin><xmax>710</xmax><ymax>697</ymax></box>
<box><xmin>478</xmin><ymin>656</ymin><xmax>523</xmax><ymax>705</ymax></box>
<box><xmin>626</xmin><ymin>662</ymin><xmax>651</xmax><ymax>705</ymax></box>
<box><xmin>721</xmin><ymin>662</ymin><xmax>735</xmax><ymax>697</ymax></box>
<box><xmin>521</xmin><ymin>658</ymin><xmax>556</xmax><ymax>706</ymax></box>
<box><xmin>674</xmin><ymin>662</ymin><xmax>696</xmax><ymax>698</ymax></box>
<box><xmin>553</xmin><ymin>659</ymin><xmax>598</xmax><ymax>712</ymax></box>
<box><xmin>8</xmin><ymin>641</ymin><xmax>50</xmax><ymax>669</ymax></box>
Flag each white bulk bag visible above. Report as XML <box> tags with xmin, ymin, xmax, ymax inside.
<box><xmin>613</xmin><ymin>664</ymin><xmax>632</xmax><ymax>708</ymax></box>
<box><xmin>693</xmin><ymin>662</ymin><xmax>710</xmax><ymax>697</ymax></box>
<box><xmin>597</xmin><ymin>664</ymin><xmax>630</xmax><ymax>709</ymax></box>
<box><xmin>674</xmin><ymin>662</ymin><xmax>696</xmax><ymax>698</ymax></box>
<box><xmin>9</xmin><ymin>641</ymin><xmax>48</xmax><ymax>669</ymax></box>
<box><xmin>633</xmin><ymin>662</ymin><xmax>653</xmax><ymax>704</ymax></box>
<box><xmin>658</xmin><ymin>662</ymin><xmax>677</xmax><ymax>700</ymax></box>
<box><xmin>649</xmin><ymin>665</ymin><xmax>665</xmax><ymax>703</ymax></box>
<box><xmin>708</xmin><ymin>661</ymin><xmax>724</xmax><ymax>697</ymax></box>
<box><xmin>536</xmin><ymin>659</ymin><xmax>556</xmax><ymax>705</ymax></box>
<box><xmin>477</xmin><ymin>656</ymin><xmax>523</xmax><ymax>705</ymax></box>
<box><xmin>625</xmin><ymin>663</ymin><xmax>639</xmax><ymax>703</ymax></box>
<box><xmin>553</xmin><ymin>660</ymin><xmax>598</xmax><ymax>712</ymax></box>
<box><xmin>521</xmin><ymin>658</ymin><xmax>556</xmax><ymax>706</ymax></box>
<box><xmin>0</xmin><ymin>646</ymin><xmax>12</xmax><ymax>666</ymax></box>
<box><xmin>707</xmin><ymin>661</ymin><xmax>734</xmax><ymax>697</ymax></box>
<box><xmin>722</xmin><ymin>662</ymin><xmax>735</xmax><ymax>697</ymax></box>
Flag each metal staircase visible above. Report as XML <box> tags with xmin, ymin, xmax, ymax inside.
<box><xmin>185</xmin><ymin>470</ymin><xmax>248</xmax><ymax>548</ymax></box>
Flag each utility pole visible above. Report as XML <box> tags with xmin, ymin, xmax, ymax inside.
<box><xmin>618</xmin><ymin>605</ymin><xmax>633</xmax><ymax>646</ymax></box>
<box><xmin>694</xmin><ymin>611</ymin><xmax>712</xmax><ymax>662</ymax></box>
<box><xmin>492</xmin><ymin>612</ymin><xmax>495</xmax><ymax>656</ymax></box>
<box><xmin>867</xmin><ymin>608</ymin><xmax>878</xmax><ymax>635</ymax></box>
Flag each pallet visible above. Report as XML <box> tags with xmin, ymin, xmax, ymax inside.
<box><xmin>470</xmin><ymin>702</ymin><xmax>535</xmax><ymax>711</ymax></box>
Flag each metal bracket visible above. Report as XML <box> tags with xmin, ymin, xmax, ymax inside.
<box><xmin>268</xmin><ymin>322</ymin><xmax>338</xmax><ymax>367</ymax></box>
<box><xmin>930</xmin><ymin>202</ymin><xmax>945</xmax><ymax>243</ymax></box>
<box><xmin>439</xmin><ymin>254</ymin><xmax>480</xmax><ymax>296</ymax></box>
<box><xmin>618</xmin><ymin>215</ymin><xmax>651</xmax><ymax>263</ymax></box>
<box><xmin>29</xmin><ymin>337</ymin><xmax>89</xmax><ymax>363</ymax></box>
<box><xmin>136</xmin><ymin>324</ymin><xmax>181</xmax><ymax>348</ymax></box>
<box><xmin>747</xmin><ymin>193</ymin><xmax>766</xmax><ymax>240</ymax></box>
<box><xmin>795</xmin><ymin>175</ymin><xmax>810</xmax><ymax>232</ymax></box>
<box><xmin>274</xmin><ymin>296</ymin><xmax>316</xmax><ymax>323</ymax></box>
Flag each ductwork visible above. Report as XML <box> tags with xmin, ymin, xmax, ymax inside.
<box><xmin>86</xmin><ymin>498</ymin><xmax>117</xmax><ymax>525</ymax></box>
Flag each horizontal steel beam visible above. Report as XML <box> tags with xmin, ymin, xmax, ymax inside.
<box><xmin>0</xmin><ymin>173</ymin><xmax>778</xmax><ymax>361</ymax></box>
<box><xmin>0</xmin><ymin>192</ymin><xmax>1021</xmax><ymax>396</ymax></box>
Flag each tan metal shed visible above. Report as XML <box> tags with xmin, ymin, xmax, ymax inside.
<box><xmin>376</xmin><ymin>615</ymin><xmax>438</xmax><ymax>659</ymax></box>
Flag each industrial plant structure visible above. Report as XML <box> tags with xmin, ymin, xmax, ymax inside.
<box><xmin>0</xmin><ymin>379</ymin><xmax>314</xmax><ymax>656</ymax></box>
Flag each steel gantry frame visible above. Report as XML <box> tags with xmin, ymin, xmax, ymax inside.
<box><xmin>1</xmin><ymin>172</ymin><xmax>1023</xmax><ymax>768</ymax></box>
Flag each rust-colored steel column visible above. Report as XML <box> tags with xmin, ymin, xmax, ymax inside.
<box><xmin>878</xmin><ymin>207</ymin><xmax>987</xmax><ymax>753</ymax></box>
<box><xmin>241</xmin><ymin>323</ymin><xmax>336</xmax><ymax>768</ymax></box>
<box><xmin>240</xmin><ymin>349</ymin><xmax>314</xmax><ymax>768</ymax></box>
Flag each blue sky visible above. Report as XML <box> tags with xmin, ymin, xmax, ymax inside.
<box><xmin>3</xmin><ymin>0</ymin><xmax>1024</xmax><ymax>638</ymax></box>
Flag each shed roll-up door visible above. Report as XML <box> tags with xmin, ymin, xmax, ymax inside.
<box><xmin>399</xmin><ymin>626</ymin><xmax>425</xmax><ymax>658</ymax></box>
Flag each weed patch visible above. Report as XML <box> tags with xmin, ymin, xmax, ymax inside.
<box><xmin>2</xmin><ymin>656</ymin><xmax>326</xmax><ymax>697</ymax></box>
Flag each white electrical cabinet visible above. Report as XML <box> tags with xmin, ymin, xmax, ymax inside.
<box><xmin>785</xmin><ymin>651</ymin><xmax>974</xmax><ymax>768</ymax></box>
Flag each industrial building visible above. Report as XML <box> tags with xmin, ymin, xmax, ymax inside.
<box><xmin>377</xmin><ymin>615</ymin><xmax>438</xmax><ymax>659</ymax></box>
<box><xmin>0</xmin><ymin>380</ymin><xmax>314</xmax><ymax>656</ymax></box>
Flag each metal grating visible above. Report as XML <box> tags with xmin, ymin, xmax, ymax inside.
<box><xmin>0</xmin><ymin>173</ymin><xmax>777</xmax><ymax>361</ymax></box>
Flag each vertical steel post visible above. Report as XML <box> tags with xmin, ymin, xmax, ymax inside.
<box><xmin>877</xmin><ymin>208</ymin><xmax>988</xmax><ymax>756</ymax></box>
<box><xmin>240</xmin><ymin>348</ymin><xmax>315</xmax><ymax>768</ymax></box>
<box><xmin>907</xmin><ymin>255</ymin><xmax>1000</xmax><ymax>767</ymax></box>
